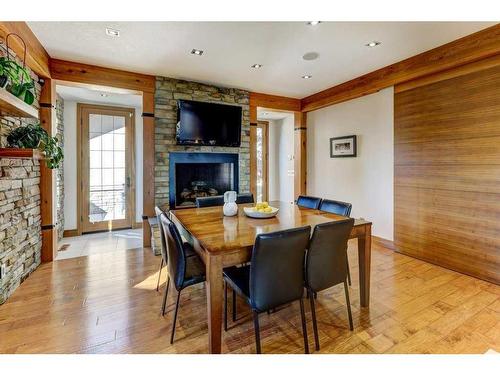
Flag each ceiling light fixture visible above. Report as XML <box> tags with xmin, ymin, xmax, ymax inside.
<box><xmin>365</xmin><ymin>41</ymin><xmax>381</xmax><ymax>47</ymax></box>
<box><xmin>105</xmin><ymin>28</ymin><xmax>120</xmax><ymax>37</ymax></box>
<box><xmin>100</xmin><ymin>93</ymin><xmax>109</xmax><ymax>97</ymax></box>
<box><xmin>251</xmin><ymin>64</ymin><xmax>263</xmax><ymax>69</ymax></box>
<box><xmin>307</xmin><ymin>21</ymin><xmax>321</xmax><ymax>26</ymax></box>
<box><xmin>302</xmin><ymin>75</ymin><xmax>312</xmax><ymax>79</ymax></box>
<box><xmin>191</xmin><ymin>49</ymin><xmax>204</xmax><ymax>56</ymax></box>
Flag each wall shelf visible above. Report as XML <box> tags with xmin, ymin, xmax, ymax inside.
<box><xmin>0</xmin><ymin>89</ymin><xmax>39</xmax><ymax>119</ymax></box>
<box><xmin>0</xmin><ymin>148</ymin><xmax>44</xmax><ymax>160</ymax></box>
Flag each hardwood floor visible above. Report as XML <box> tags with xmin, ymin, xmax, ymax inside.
<box><xmin>0</xmin><ymin>239</ymin><xmax>498</xmax><ymax>354</ymax></box>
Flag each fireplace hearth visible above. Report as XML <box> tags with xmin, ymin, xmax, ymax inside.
<box><xmin>169</xmin><ymin>152</ymin><xmax>239</xmax><ymax>208</ymax></box>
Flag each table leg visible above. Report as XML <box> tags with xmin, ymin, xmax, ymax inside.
<box><xmin>357</xmin><ymin>224</ymin><xmax>372</xmax><ymax>307</ymax></box>
<box><xmin>206</xmin><ymin>254</ymin><xmax>223</xmax><ymax>354</ymax></box>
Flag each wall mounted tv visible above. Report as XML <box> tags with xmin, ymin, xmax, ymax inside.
<box><xmin>176</xmin><ymin>100</ymin><xmax>242</xmax><ymax>147</ymax></box>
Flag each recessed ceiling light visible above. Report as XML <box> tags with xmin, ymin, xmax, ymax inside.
<box><xmin>105</xmin><ymin>28</ymin><xmax>120</xmax><ymax>37</ymax></box>
<box><xmin>251</xmin><ymin>64</ymin><xmax>263</xmax><ymax>69</ymax></box>
<box><xmin>303</xmin><ymin>52</ymin><xmax>319</xmax><ymax>61</ymax></box>
<box><xmin>365</xmin><ymin>41</ymin><xmax>381</xmax><ymax>47</ymax></box>
<box><xmin>100</xmin><ymin>93</ymin><xmax>109</xmax><ymax>97</ymax></box>
<box><xmin>302</xmin><ymin>75</ymin><xmax>312</xmax><ymax>79</ymax></box>
<box><xmin>191</xmin><ymin>49</ymin><xmax>204</xmax><ymax>56</ymax></box>
<box><xmin>307</xmin><ymin>21</ymin><xmax>321</xmax><ymax>26</ymax></box>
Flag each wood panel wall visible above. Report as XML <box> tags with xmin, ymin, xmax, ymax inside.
<box><xmin>394</xmin><ymin>64</ymin><xmax>500</xmax><ymax>284</ymax></box>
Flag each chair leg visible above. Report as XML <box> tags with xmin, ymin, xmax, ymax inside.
<box><xmin>252</xmin><ymin>311</ymin><xmax>261</xmax><ymax>354</ymax></box>
<box><xmin>299</xmin><ymin>298</ymin><xmax>310</xmax><ymax>354</ymax></box>
<box><xmin>161</xmin><ymin>276</ymin><xmax>170</xmax><ymax>316</ymax></box>
<box><xmin>308</xmin><ymin>289</ymin><xmax>320</xmax><ymax>351</ymax></box>
<box><xmin>232</xmin><ymin>289</ymin><xmax>237</xmax><ymax>322</ymax></box>
<box><xmin>224</xmin><ymin>281</ymin><xmax>228</xmax><ymax>331</ymax></box>
<box><xmin>346</xmin><ymin>257</ymin><xmax>352</xmax><ymax>286</ymax></box>
<box><xmin>343</xmin><ymin>280</ymin><xmax>353</xmax><ymax>331</ymax></box>
<box><xmin>170</xmin><ymin>289</ymin><xmax>182</xmax><ymax>344</ymax></box>
<box><xmin>156</xmin><ymin>258</ymin><xmax>164</xmax><ymax>291</ymax></box>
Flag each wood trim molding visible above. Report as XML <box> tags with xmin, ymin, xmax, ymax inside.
<box><xmin>63</xmin><ymin>229</ymin><xmax>79</xmax><ymax>238</ymax></box>
<box><xmin>0</xmin><ymin>22</ymin><xmax>51</xmax><ymax>78</ymax></box>
<box><xmin>39</xmin><ymin>78</ymin><xmax>57</xmax><ymax>262</ymax></box>
<box><xmin>50</xmin><ymin>59</ymin><xmax>156</xmax><ymax>93</ymax></box>
<box><xmin>372</xmin><ymin>236</ymin><xmax>396</xmax><ymax>252</ymax></box>
<box><xmin>301</xmin><ymin>24</ymin><xmax>500</xmax><ymax>112</ymax></box>
<box><xmin>142</xmin><ymin>92</ymin><xmax>155</xmax><ymax>247</ymax></box>
<box><xmin>249</xmin><ymin>92</ymin><xmax>301</xmax><ymax>112</ymax></box>
<box><xmin>395</xmin><ymin>53</ymin><xmax>500</xmax><ymax>93</ymax></box>
<box><xmin>293</xmin><ymin>111</ymin><xmax>307</xmax><ymax>199</ymax></box>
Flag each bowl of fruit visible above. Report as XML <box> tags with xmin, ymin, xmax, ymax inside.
<box><xmin>243</xmin><ymin>202</ymin><xmax>279</xmax><ymax>219</ymax></box>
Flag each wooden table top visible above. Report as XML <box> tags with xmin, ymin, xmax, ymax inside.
<box><xmin>171</xmin><ymin>201</ymin><xmax>371</xmax><ymax>254</ymax></box>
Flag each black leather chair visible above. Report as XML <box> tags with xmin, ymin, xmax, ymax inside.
<box><xmin>155</xmin><ymin>206</ymin><xmax>197</xmax><ymax>315</ymax></box>
<box><xmin>195</xmin><ymin>195</ymin><xmax>224</xmax><ymax>208</ymax></box>
<box><xmin>236</xmin><ymin>193</ymin><xmax>254</xmax><ymax>204</ymax></box>
<box><xmin>319</xmin><ymin>199</ymin><xmax>352</xmax><ymax>217</ymax></box>
<box><xmin>318</xmin><ymin>199</ymin><xmax>353</xmax><ymax>286</ymax></box>
<box><xmin>305</xmin><ymin>218</ymin><xmax>355</xmax><ymax>350</ymax></box>
<box><xmin>159</xmin><ymin>213</ymin><xmax>206</xmax><ymax>344</ymax></box>
<box><xmin>223</xmin><ymin>226</ymin><xmax>311</xmax><ymax>354</ymax></box>
<box><xmin>296</xmin><ymin>195</ymin><xmax>322</xmax><ymax>210</ymax></box>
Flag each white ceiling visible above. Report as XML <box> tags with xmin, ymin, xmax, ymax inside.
<box><xmin>30</xmin><ymin>22</ymin><xmax>494</xmax><ymax>98</ymax></box>
<box><xmin>56</xmin><ymin>85</ymin><xmax>142</xmax><ymax>107</ymax></box>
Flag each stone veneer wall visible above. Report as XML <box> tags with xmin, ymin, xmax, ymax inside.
<box><xmin>55</xmin><ymin>95</ymin><xmax>64</xmax><ymax>241</ymax></box>
<box><xmin>0</xmin><ymin>43</ymin><xmax>42</xmax><ymax>304</ymax></box>
<box><xmin>154</xmin><ymin>77</ymin><xmax>250</xmax><ymax>208</ymax></box>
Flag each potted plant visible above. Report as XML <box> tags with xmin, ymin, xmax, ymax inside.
<box><xmin>6</xmin><ymin>123</ymin><xmax>64</xmax><ymax>169</ymax></box>
<box><xmin>0</xmin><ymin>56</ymin><xmax>20</xmax><ymax>88</ymax></box>
<box><xmin>1</xmin><ymin>33</ymin><xmax>36</xmax><ymax>105</ymax></box>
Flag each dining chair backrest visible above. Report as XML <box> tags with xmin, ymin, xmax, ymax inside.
<box><xmin>319</xmin><ymin>199</ymin><xmax>352</xmax><ymax>217</ymax></box>
<box><xmin>249</xmin><ymin>226</ymin><xmax>311</xmax><ymax>312</ymax></box>
<box><xmin>159</xmin><ymin>212</ymin><xmax>186</xmax><ymax>291</ymax></box>
<box><xmin>195</xmin><ymin>195</ymin><xmax>224</xmax><ymax>208</ymax></box>
<box><xmin>236</xmin><ymin>193</ymin><xmax>254</xmax><ymax>204</ymax></box>
<box><xmin>296</xmin><ymin>195</ymin><xmax>322</xmax><ymax>210</ymax></box>
<box><xmin>155</xmin><ymin>206</ymin><xmax>169</xmax><ymax>262</ymax></box>
<box><xmin>305</xmin><ymin>218</ymin><xmax>354</xmax><ymax>292</ymax></box>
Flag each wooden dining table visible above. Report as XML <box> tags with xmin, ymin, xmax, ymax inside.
<box><xmin>170</xmin><ymin>200</ymin><xmax>372</xmax><ymax>354</ymax></box>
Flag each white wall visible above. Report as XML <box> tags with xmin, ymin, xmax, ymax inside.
<box><xmin>307</xmin><ymin>87</ymin><xmax>394</xmax><ymax>240</ymax></box>
<box><xmin>63</xmin><ymin>100</ymin><xmax>144</xmax><ymax>230</ymax></box>
<box><xmin>267</xmin><ymin>114</ymin><xmax>294</xmax><ymax>204</ymax></box>
<box><xmin>63</xmin><ymin>101</ymin><xmax>78</xmax><ymax>230</ymax></box>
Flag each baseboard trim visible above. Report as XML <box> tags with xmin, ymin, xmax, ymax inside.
<box><xmin>372</xmin><ymin>235</ymin><xmax>396</xmax><ymax>251</ymax></box>
<box><xmin>63</xmin><ymin>229</ymin><xmax>79</xmax><ymax>238</ymax></box>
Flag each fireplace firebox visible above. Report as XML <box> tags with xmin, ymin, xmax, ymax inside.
<box><xmin>169</xmin><ymin>152</ymin><xmax>239</xmax><ymax>208</ymax></box>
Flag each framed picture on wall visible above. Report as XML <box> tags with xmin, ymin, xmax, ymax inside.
<box><xmin>330</xmin><ymin>135</ymin><xmax>357</xmax><ymax>157</ymax></box>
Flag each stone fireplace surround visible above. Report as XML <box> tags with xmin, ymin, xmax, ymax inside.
<box><xmin>154</xmin><ymin>77</ymin><xmax>250</xmax><ymax>210</ymax></box>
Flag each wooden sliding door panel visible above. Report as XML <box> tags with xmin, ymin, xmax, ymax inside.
<box><xmin>394</xmin><ymin>64</ymin><xmax>500</xmax><ymax>284</ymax></box>
<box><xmin>395</xmin><ymin>136</ymin><xmax>500</xmax><ymax>165</ymax></box>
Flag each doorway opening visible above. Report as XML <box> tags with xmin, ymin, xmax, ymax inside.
<box><xmin>256</xmin><ymin>109</ymin><xmax>295</xmax><ymax>204</ymax></box>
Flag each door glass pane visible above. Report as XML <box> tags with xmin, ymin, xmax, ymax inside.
<box><xmin>87</xmin><ymin>112</ymin><xmax>128</xmax><ymax>223</ymax></box>
<box><xmin>256</xmin><ymin>127</ymin><xmax>263</xmax><ymax>203</ymax></box>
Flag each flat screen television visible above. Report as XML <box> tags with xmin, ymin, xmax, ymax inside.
<box><xmin>176</xmin><ymin>100</ymin><xmax>242</xmax><ymax>147</ymax></box>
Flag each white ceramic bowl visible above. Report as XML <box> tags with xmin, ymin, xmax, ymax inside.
<box><xmin>243</xmin><ymin>206</ymin><xmax>279</xmax><ymax>219</ymax></box>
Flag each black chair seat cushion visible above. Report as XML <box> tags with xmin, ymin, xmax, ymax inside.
<box><xmin>182</xmin><ymin>251</ymin><xmax>206</xmax><ymax>288</ymax></box>
<box><xmin>223</xmin><ymin>265</ymin><xmax>251</xmax><ymax>305</ymax></box>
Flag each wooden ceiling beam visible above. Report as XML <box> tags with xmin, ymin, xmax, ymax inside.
<box><xmin>0</xmin><ymin>22</ymin><xmax>51</xmax><ymax>78</ymax></box>
<box><xmin>301</xmin><ymin>23</ymin><xmax>500</xmax><ymax>112</ymax></box>
<box><xmin>50</xmin><ymin>59</ymin><xmax>156</xmax><ymax>93</ymax></box>
<box><xmin>249</xmin><ymin>92</ymin><xmax>301</xmax><ymax>112</ymax></box>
